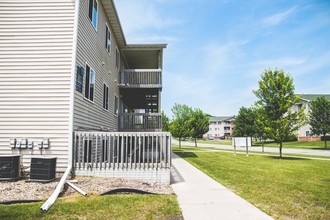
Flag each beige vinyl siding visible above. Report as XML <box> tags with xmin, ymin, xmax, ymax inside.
<box><xmin>73</xmin><ymin>0</ymin><xmax>120</xmax><ymax>131</ymax></box>
<box><xmin>0</xmin><ymin>0</ymin><xmax>76</xmax><ymax>171</ymax></box>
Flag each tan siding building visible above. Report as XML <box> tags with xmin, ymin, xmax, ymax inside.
<box><xmin>206</xmin><ymin>116</ymin><xmax>235</xmax><ymax>140</ymax></box>
<box><xmin>73</xmin><ymin>0</ymin><xmax>120</xmax><ymax>132</ymax></box>
<box><xmin>293</xmin><ymin>94</ymin><xmax>330</xmax><ymax>141</ymax></box>
<box><xmin>0</xmin><ymin>0</ymin><xmax>166</xmax><ymax>176</ymax></box>
<box><xmin>0</xmin><ymin>0</ymin><xmax>77</xmax><ymax>171</ymax></box>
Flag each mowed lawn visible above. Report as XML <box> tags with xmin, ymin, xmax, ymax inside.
<box><xmin>174</xmin><ymin>146</ymin><xmax>330</xmax><ymax>220</ymax></box>
<box><xmin>253</xmin><ymin>140</ymin><xmax>329</xmax><ymax>150</ymax></box>
<box><xmin>190</xmin><ymin>138</ymin><xmax>330</xmax><ymax>150</ymax></box>
<box><xmin>0</xmin><ymin>194</ymin><xmax>181</xmax><ymax>220</ymax></box>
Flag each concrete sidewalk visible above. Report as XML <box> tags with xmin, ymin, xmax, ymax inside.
<box><xmin>171</xmin><ymin>153</ymin><xmax>273</xmax><ymax>220</ymax></box>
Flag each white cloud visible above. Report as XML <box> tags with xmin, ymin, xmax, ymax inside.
<box><xmin>250</xmin><ymin>56</ymin><xmax>308</xmax><ymax>75</ymax></box>
<box><xmin>201</xmin><ymin>40</ymin><xmax>249</xmax><ymax>76</ymax></box>
<box><xmin>262</xmin><ymin>7</ymin><xmax>297</xmax><ymax>27</ymax></box>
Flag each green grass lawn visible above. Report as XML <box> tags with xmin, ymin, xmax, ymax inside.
<box><xmin>253</xmin><ymin>140</ymin><xmax>329</xmax><ymax>150</ymax></box>
<box><xmin>0</xmin><ymin>194</ymin><xmax>181</xmax><ymax>220</ymax></box>
<box><xmin>174</xmin><ymin>146</ymin><xmax>330</xmax><ymax>220</ymax></box>
<box><xmin>180</xmin><ymin>138</ymin><xmax>232</xmax><ymax>146</ymax></box>
<box><xmin>186</xmin><ymin>138</ymin><xmax>329</xmax><ymax>150</ymax></box>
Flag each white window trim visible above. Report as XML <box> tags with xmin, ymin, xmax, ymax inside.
<box><xmin>90</xmin><ymin>0</ymin><xmax>98</xmax><ymax>31</ymax></box>
<box><xmin>84</xmin><ymin>63</ymin><xmax>95</xmax><ymax>103</ymax></box>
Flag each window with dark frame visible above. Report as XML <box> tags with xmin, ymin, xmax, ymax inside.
<box><xmin>88</xmin><ymin>0</ymin><xmax>98</xmax><ymax>30</ymax></box>
<box><xmin>85</xmin><ymin>64</ymin><xmax>95</xmax><ymax>102</ymax></box>
<box><xmin>76</xmin><ymin>66</ymin><xmax>84</xmax><ymax>93</ymax></box>
<box><xmin>105</xmin><ymin>25</ymin><xmax>111</xmax><ymax>54</ymax></box>
<box><xmin>103</xmin><ymin>84</ymin><xmax>109</xmax><ymax>110</ymax></box>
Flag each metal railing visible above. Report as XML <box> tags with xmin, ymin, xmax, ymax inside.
<box><xmin>119</xmin><ymin>113</ymin><xmax>162</xmax><ymax>132</ymax></box>
<box><xmin>119</xmin><ymin>69</ymin><xmax>162</xmax><ymax>88</ymax></box>
<box><xmin>73</xmin><ymin>132</ymin><xmax>171</xmax><ymax>170</ymax></box>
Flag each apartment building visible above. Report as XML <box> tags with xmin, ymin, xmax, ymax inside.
<box><xmin>0</xmin><ymin>0</ymin><xmax>170</xmax><ymax>183</ymax></box>
<box><xmin>293</xmin><ymin>94</ymin><xmax>330</xmax><ymax>141</ymax></box>
<box><xmin>206</xmin><ymin>116</ymin><xmax>235</xmax><ymax>140</ymax></box>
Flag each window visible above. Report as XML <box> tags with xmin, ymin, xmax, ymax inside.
<box><xmin>76</xmin><ymin>66</ymin><xmax>84</xmax><ymax>93</ymax></box>
<box><xmin>88</xmin><ymin>0</ymin><xmax>98</xmax><ymax>30</ymax></box>
<box><xmin>105</xmin><ymin>25</ymin><xmax>111</xmax><ymax>54</ymax></box>
<box><xmin>103</xmin><ymin>84</ymin><xmax>109</xmax><ymax>110</ymax></box>
<box><xmin>115</xmin><ymin>48</ymin><xmax>120</xmax><ymax>70</ymax></box>
<box><xmin>85</xmin><ymin>64</ymin><xmax>95</xmax><ymax>102</ymax></box>
<box><xmin>114</xmin><ymin>95</ymin><xmax>118</xmax><ymax>116</ymax></box>
<box><xmin>306</xmin><ymin>131</ymin><xmax>310</xmax><ymax>136</ymax></box>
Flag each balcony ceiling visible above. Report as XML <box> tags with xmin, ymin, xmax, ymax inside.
<box><xmin>102</xmin><ymin>1</ymin><xmax>167</xmax><ymax>69</ymax></box>
<box><xmin>122</xmin><ymin>45</ymin><xmax>167</xmax><ymax>69</ymax></box>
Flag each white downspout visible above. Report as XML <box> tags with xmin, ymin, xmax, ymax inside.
<box><xmin>40</xmin><ymin>0</ymin><xmax>80</xmax><ymax>212</ymax></box>
<box><xmin>40</xmin><ymin>165</ymin><xmax>72</xmax><ymax>211</ymax></box>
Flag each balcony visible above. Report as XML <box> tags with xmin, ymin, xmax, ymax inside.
<box><xmin>119</xmin><ymin>69</ymin><xmax>162</xmax><ymax>89</ymax></box>
<box><xmin>119</xmin><ymin>113</ymin><xmax>162</xmax><ymax>132</ymax></box>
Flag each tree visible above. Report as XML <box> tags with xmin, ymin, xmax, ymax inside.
<box><xmin>189</xmin><ymin>108</ymin><xmax>210</xmax><ymax>147</ymax></box>
<box><xmin>253</xmin><ymin>68</ymin><xmax>306</xmax><ymax>158</ymax></box>
<box><xmin>309</xmin><ymin>96</ymin><xmax>330</xmax><ymax>148</ymax></box>
<box><xmin>254</xmin><ymin>106</ymin><xmax>270</xmax><ymax>152</ymax></box>
<box><xmin>233</xmin><ymin>106</ymin><xmax>257</xmax><ymax>138</ymax></box>
<box><xmin>169</xmin><ymin>103</ymin><xmax>192</xmax><ymax>148</ymax></box>
<box><xmin>162</xmin><ymin>111</ymin><xmax>170</xmax><ymax>132</ymax></box>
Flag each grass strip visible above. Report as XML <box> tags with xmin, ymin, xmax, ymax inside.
<box><xmin>0</xmin><ymin>194</ymin><xmax>181</xmax><ymax>220</ymax></box>
<box><xmin>174</xmin><ymin>147</ymin><xmax>330</xmax><ymax>220</ymax></box>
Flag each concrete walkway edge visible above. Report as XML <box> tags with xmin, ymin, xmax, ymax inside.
<box><xmin>171</xmin><ymin>153</ymin><xmax>273</xmax><ymax>220</ymax></box>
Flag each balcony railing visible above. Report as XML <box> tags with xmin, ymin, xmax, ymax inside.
<box><xmin>73</xmin><ymin>131</ymin><xmax>172</xmax><ymax>184</ymax></box>
<box><xmin>119</xmin><ymin>69</ymin><xmax>162</xmax><ymax>88</ymax></box>
<box><xmin>119</xmin><ymin>113</ymin><xmax>162</xmax><ymax>132</ymax></box>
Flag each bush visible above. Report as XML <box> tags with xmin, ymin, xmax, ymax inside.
<box><xmin>321</xmin><ymin>136</ymin><xmax>330</xmax><ymax>141</ymax></box>
<box><xmin>284</xmin><ymin>133</ymin><xmax>298</xmax><ymax>142</ymax></box>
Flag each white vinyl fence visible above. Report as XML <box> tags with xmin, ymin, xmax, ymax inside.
<box><xmin>73</xmin><ymin>132</ymin><xmax>172</xmax><ymax>184</ymax></box>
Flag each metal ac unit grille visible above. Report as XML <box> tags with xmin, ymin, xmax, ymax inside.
<box><xmin>0</xmin><ymin>155</ymin><xmax>21</xmax><ymax>181</ymax></box>
<box><xmin>30</xmin><ymin>157</ymin><xmax>57</xmax><ymax>182</ymax></box>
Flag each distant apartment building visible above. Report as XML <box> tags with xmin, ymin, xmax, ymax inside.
<box><xmin>293</xmin><ymin>94</ymin><xmax>330</xmax><ymax>141</ymax></box>
<box><xmin>206</xmin><ymin>116</ymin><xmax>235</xmax><ymax>140</ymax></box>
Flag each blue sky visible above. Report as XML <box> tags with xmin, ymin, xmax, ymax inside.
<box><xmin>114</xmin><ymin>0</ymin><xmax>330</xmax><ymax>117</ymax></box>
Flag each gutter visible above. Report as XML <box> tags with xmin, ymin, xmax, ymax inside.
<box><xmin>40</xmin><ymin>165</ymin><xmax>72</xmax><ymax>211</ymax></box>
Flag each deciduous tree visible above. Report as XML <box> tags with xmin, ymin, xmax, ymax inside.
<box><xmin>169</xmin><ymin>103</ymin><xmax>192</xmax><ymax>148</ymax></box>
<box><xmin>233</xmin><ymin>106</ymin><xmax>257</xmax><ymax>138</ymax></box>
<box><xmin>253</xmin><ymin>68</ymin><xmax>305</xmax><ymax>158</ymax></box>
<box><xmin>162</xmin><ymin>111</ymin><xmax>170</xmax><ymax>132</ymax></box>
<box><xmin>309</xmin><ymin>96</ymin><xmax>330</xmax><ymax>148</ymax></box>
<box><xmin>189</xmin><ymin>108</ymin><xmax>210</xmax><ymax>147</ymax></box>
